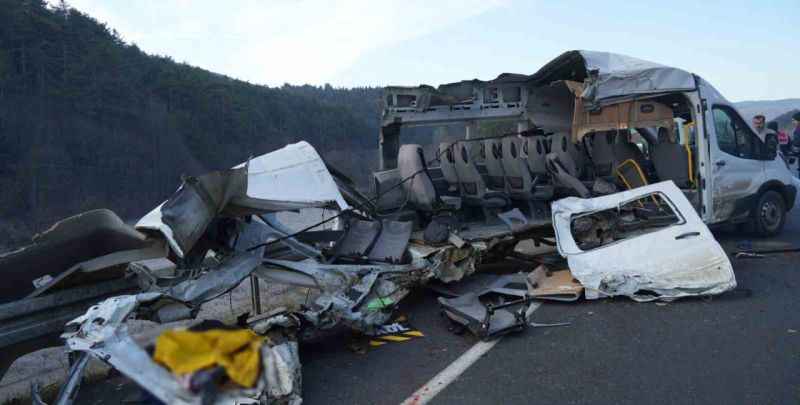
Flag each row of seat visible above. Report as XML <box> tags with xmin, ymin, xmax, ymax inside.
<box><xmin>439</xmin><ymin>134</ymin><xmax>582</xmax><ymax>200</ymax></box>
<box><xmin>397</xmin><ymin>130</ymin><xmax>692</xmax><ymax>216</ymax></box>
<box><xmin>588</xmin><ymin>130</ymin><xmax>692</xmax><ymax>188</ymax></box>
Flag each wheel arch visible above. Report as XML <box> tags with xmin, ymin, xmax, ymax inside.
<box><xmin>756</xmin><ymin>180</ymin><xmax>796</xmax><ymax>211</ymax></box>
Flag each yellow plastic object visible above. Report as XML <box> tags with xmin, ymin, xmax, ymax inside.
<box><xmin>615</xmin><ymin>159</ymin><xmax>660</xmax><ymax>207</ymax></box>
<box><xmin>615</xmin><ymin>159</ymin><xmax>648</xmax><ymax>190</ymax></box>
<box><xmin>681</xmin><ymin>122</ymin><xmax>696</xmax><ymax>187</ymax></box>
<box><xmin>684</xmin><ymin>142</ymin><xmax>695</xmax><ymax>187</ymax></box>
<box><xmin>154</xmin><ymin>329</ymin><xmax>264</xmax><ymax>388</ymax></box>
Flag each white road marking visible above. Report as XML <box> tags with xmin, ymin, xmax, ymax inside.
<box><xmin>400</xmin><ymin>302</ymin><xmax>542</xmax><ymax>405</ymax></box>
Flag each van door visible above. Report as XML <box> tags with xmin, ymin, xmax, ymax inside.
<box><xmin>552</xmin><ymin>181</ymin><xmax>736</xmax><ymax>301</ymax></box>
<box><xmin>708</xmin><ymin>105</ymin><xmax>765</xmax><ymax>222</ymax></box>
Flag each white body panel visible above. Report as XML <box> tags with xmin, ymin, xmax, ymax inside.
<box><xmin>552</xmin><ymin>181</ymin><xmax>736</xmax><ymax>301</ymax></box>
<box><xmin>137</xmin><ymin>141</ymin><xmax>349</xmax><ymax>257</ymax></box>
<box><xmin>697</xmin><ymin>79</ymin><xmax>796</xmax><ymax>223</ymax></box>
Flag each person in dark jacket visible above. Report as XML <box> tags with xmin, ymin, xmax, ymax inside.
<box><xmin>791</xmin><ymin>112</ymin><xmax>800</xmax><ymax>176</ymax></box>
<box><xmin>792</xmin><ymin>112</ymin><xmax>800</xmax><ymax>152</ymax></box>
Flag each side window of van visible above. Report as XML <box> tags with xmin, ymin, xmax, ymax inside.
<box><xmin>712</xmin><ymin>106</ymin><xmax>762</xmax><ymax>160</ymax></box>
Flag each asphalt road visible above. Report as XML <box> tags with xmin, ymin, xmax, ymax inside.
<box><xmin>76</xmin><ymin>207</ymin><xmax>800</xmax><ymax>405</ymax></box>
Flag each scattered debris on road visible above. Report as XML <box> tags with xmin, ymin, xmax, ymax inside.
<box><xmin>3</xmin><ymin>49</ymin><xmax>760</xmax><ymax>404</ymax></box>
<box><xmin>7</xmin><ymin>140</ymin><xmax>741</xmax><ymax>404</ymax></box>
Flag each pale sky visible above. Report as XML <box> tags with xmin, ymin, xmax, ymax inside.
<box><xmin>51</xmin><ymin>0</ymin><xmax>799</xmax><ymax>101</ymax></box>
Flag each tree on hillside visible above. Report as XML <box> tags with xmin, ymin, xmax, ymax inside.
<box><xmin>0</xmin><ymin>0</ymin><xmax>384</xmax><ymax>246</ymax></box>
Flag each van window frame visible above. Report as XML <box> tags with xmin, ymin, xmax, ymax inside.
<box><xmin>711</xmin><ymin>104</ymin><xmax>769</xmax><ymax>161</ymax></box>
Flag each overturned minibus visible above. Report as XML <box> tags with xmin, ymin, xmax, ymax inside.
<box><xmin>374</xmin><ymin>50</ymin><xmax>797</xmax><ymax>236</ymax></box>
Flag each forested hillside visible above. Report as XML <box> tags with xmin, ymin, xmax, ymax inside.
<box><xmin>734</xmin><ymin>98</ymin><xmax>800</xmax><ymax>122</ymax></box>
<box><xmin>0</xmin><ymin>1</ymin><xmax>384</xmax><ymax>245</ymax></box>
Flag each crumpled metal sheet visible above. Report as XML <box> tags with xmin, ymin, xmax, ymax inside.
<box><xmin>50</xmin><ymin>189</ymin><xmax>491</xmax><ymax>404</ymax></box>
<box><xmin>160</xmin><ymin>167</ymin><xmax>248</xmax><ymax>257</ymax></box>
<box><xmin>254</xmin><ymin>214</ymin><xmax>323</xmax><ymax>260</ymax></box>
<box><xmin>0</xmin><ymin>209</ymin><xmax>151</xmax><ymax>302</ymax></box>
<box><xmin>231</xmin><ymin>141</ymin><xmax>350</xmax><ymax>212</ymax></box>
<box><xmin>530</xmin><ymin>50</ymin><xmax>696</xmax><ymax>106</ymax></box>
<box><xmin>429</xmin><ymin>273</ymin><xmax>528</xmax><ymax>299</ymax></box>
<box><xmin>257</xmin><ymin>258</ymin><xmax>427</xmax><ymax>334</ymax></box>
<box><xmin>162</xmin><ymin>253</ymin><xmax>262</xmax><ymax>305</ymax></box>
<box><xmin>137</xmin><ymin>141</ymin><xmax>350</xmax><ymax>257</ymax></box>
<box><xmin>59</xmin><ymin>248</ymin><xmax>427</xmax><ymax>403</ymax></box>
<box><xmin>62</xmin><ymin>292</ymin><xmax>302</xmax><ymax>405</ymax></box>
<box><xmin>416</xmin><ymin>244</ymin><xmax>480</xmax><ymax>283</ymax></box>
<box><xmin>552</xmin><ymin>181</ymin><xmax>736</xmax><ymax>301</ymax></box>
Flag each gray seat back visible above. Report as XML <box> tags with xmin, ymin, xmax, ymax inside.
<box><xmin>454</xmin><ymin>142</ymin><xmax>488</xmax><ymax>199</ymax></box>
<box><xmin>613</xmin><ymin>139</ymin><xmax>646</xmax><ymax>168</ymax></box>
<box><xmin>438</xmin><ymin>142</ymin><xmax>461</xmax><ymax>193</ymax></box>
<box><xmin>545</xmin><ymin>153</ymin><xmax>591</xmax><ymax>198</ymax></box>
<box><xmin>373</xmin><ymin>169</ymin><xmax>406</xmax><ymax>211</ymax></box>
<box><xmin>332</xmin><ymin>218</ymin><xmax>381</xmax><ymax>258</ymax></box>
<box><xmin>524</xmin><ymin>136</ymin><xmax>548</xmax><ymax>176</ymax></box>
<box><xmin>500</xmin><ymin>136</ymin><xmax>532</xmax><ymax>194</ymax></box>
<box><xmin>483</xmin><ymin>138</ymin><xmax>507</xmax><ymax>191</ymax></box>
<box><xmin>550</xmin><ymin>133</ymin><xmax>579</xmax><ymax>177</ymax></box>
<box><xmin>398</xmin><ymin>144</ymin><xmax>438</xmax><ymax>211</ymax></box>
<box><xmin>651</xmin><ymin>143</ymin><xmax>691</xmax><ymax>188</ymax></box>
<box><xmin>589</xmin><ymin>132</ymin><xmax>615</xmax><ymax>176</ymax></box>
<box><xmin>570</xmin><ymin>138</ymin><xmax>587</xmax><ymax>177</ymax></box>
<box><xmin>368</xmin><ymin>220</ymin><xmax>412</xmax><ymax>263</ymax></box>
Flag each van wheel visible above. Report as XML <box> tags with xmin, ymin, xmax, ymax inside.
<box><xmin>753</xmin><ymin>190</ymin><xmax>786</xmax><ymax>237</ymax></box>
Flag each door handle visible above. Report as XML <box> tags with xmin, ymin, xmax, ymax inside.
<box><xmin>675</xmin><ymin>231</ymin><xmax>700</xmax><ymax>240</ymax></box>
<box><xmin>715</xmin><ymin>160</ymin><xmax>726</xmax><ymax>167</ymax></box>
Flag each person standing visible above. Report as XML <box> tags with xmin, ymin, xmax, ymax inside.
<box><xmin>792</xmin><ymin>112</ymin><xmax>800</xmax><ymax>153</ymax></box>
<box><xmin>752</xmin><ymin>114</ymin><xmax>777</xmax><ymax>157</ymax></box>
<box><xmin>768</xmin><ymin>121</ymin><xmax>789</xmax><ymax>154</ymax></box>
<box><xmin>790</xmin><ymin>112</ymin><xmax>800</xmax><ymax>177</ymax></box>
<box><xmin>752</xmin><ymin>114</ymin><xmax>775</xmax><ymax>142</ymax></box>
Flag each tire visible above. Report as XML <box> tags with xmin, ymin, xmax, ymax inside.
<box><xmin>752</xmin><ymin>190</ymin><xmax>786</xmax><ymax>237</ymax></box>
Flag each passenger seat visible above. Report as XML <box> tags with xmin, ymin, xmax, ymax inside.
<box><xmin>651</xmin><ymin>142</ymin><xmax>693</xmax><ymax>188</ymax></box>
<box><xmin>439</xmin><ymin>142</ymin><xmax>461</xmax><ymax>193</ymax></box>
<box><xmin>453</xmin><ymin>142</ymin><xmax>510</xmax><ymax>209</ymax></box>
<box><xmin>500</xmin><ymin>136</ymin><xmax>531</xmax><ymax>195</ymax></box>
<box><xmin>483</xmin><ymin>138</ymin><xmax>507</xmax><ymax>191</ymax></box>
<box><xmin>613</xmin><ymin>137</ymin><xmax>646</xmax><ymax>170</ymax></box>
<box><xmin>524</xmin><ymin>136</ymin><xmax>548</xmax><ymax>177</ymax></box>
<box><xmin>545</xmin><ymin>153</ymin><xmax>590</xmax><ymax>198</ymax></box>
<box><xmin>550</xmin><ymin>133</ymin><xmax>580</xmax><ymax>177</ymax></box>
<box><xmin>588</xmin><ymin>131</ymin><xmax>616</xmax><ymax>176</ymax></box>
<box><xmin>398</xmin><ymin>144</ymin><xmax>460</xmax><ymax>212</ymax></box>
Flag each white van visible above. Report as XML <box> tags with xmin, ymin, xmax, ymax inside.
<box><xmin>373</xmin><ymin>50</ymin><xmax>797</xmax><ymax>236</ymax></box>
